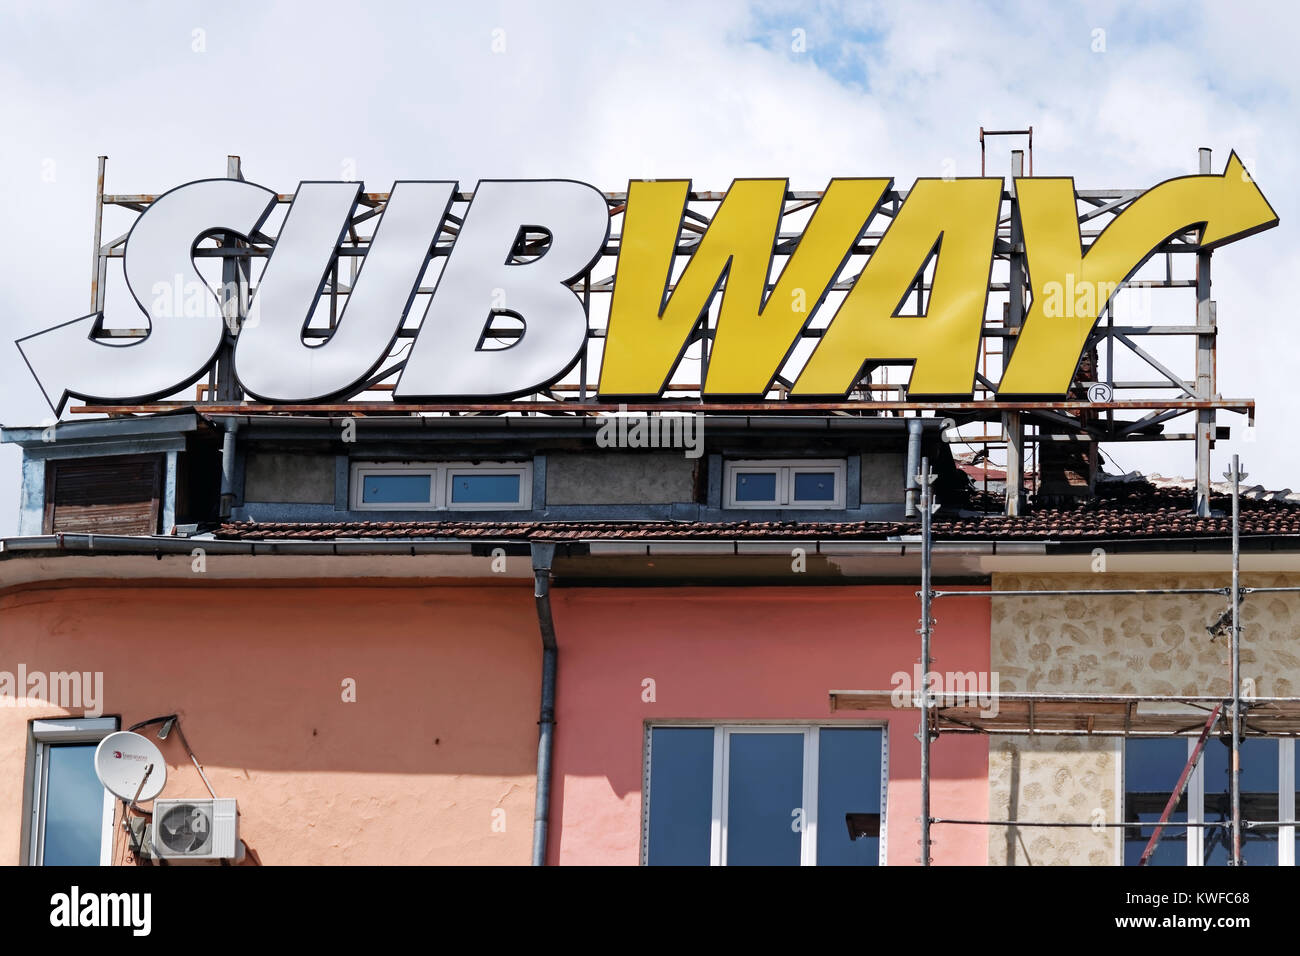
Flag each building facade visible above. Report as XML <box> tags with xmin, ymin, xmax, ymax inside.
<box><xmin>4</xmin><ymin>409</ymin><xmax>1298</xmax><ymax>866</ymax></box>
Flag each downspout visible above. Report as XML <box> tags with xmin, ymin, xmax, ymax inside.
<box><xmin>530</xmin><ymin>542</ymin><xmax>558</xmax><ymax>866</ymax></box>
<box><xmin>219</xmin><ymin>419</ymin><xmax>240</xmax><ymax>520</ymax></box>
<box><xmin>904</xmin><ymin>417</ymin><xmax>924</xmax><ymax>518</ymax></box>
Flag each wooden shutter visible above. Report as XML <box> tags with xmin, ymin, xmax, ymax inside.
<box><xmin>43</xmin><ymin>454</ymin><xmax>163</xmax><ymax>535</ymax></box>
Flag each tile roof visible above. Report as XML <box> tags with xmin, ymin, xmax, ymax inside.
<box><xmin>213</xmin><ymin>478</ymin><xmax>1300</xmax><ymax>544</ymax></box>
<box><xmin>215</xmin><ymin>518</ymin><xmax>918</xmax><ymax>542</ymax></box>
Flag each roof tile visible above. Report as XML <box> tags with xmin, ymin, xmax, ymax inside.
<box><xmin>213</xmin><ymin>479</ymin><xmax>1300</xmax><ymax>544</ymax></box>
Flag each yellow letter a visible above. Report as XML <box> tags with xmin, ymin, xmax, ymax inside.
<box><xmin>792</xmin><ymin>178</ymin><xmax>1002</xmax><ymax>397</ymax></box>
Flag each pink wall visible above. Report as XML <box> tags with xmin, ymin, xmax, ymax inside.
<box><xmin>548</xmin><ymin>586</ymin><xmax>990</xmax><ymax>865</ymax></box>
<box><xmin>1</xmin><ymin>580</ymin><xmax>990</xmax><ymax>866</ymax></box>
<box><xmin>0</xmin><ymin>582</ymin><xmax>540</xmax><ymax>865</ymax></box>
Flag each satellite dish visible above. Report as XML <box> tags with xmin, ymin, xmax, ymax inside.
<box><xmin>94</xmin><ymin>731</ymin><xmax>166</xmax><ymax>802</ymax></box>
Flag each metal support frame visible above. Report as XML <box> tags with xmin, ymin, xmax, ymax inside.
<box><xmin>1002</xmin><ymin>411</ymin><xmax>1023</xmax><ymax>516</ymax></box>
<box><xmin>76</xmin><ymin>154</ymin><xmax>1251</xmax><ymax>515</ymax></box>
<box><xmin>215</xmin><ymin>155</ymin><xmax>247</xmax><ymax>403</ymax></box>
<box><xmin>979</xmin><ymin>127</ymin><xmax>1033</xmax><ymax>177</ymax></box>
<box><xmin>89</xmin><ymin>156</ymin><xmax>106</xmax><ymax>313</ymax></box>
<box><xmin>1001</xmin><ymin>149</ymin><xmax>1026</xmax><ymax>517</ymax></box>
<box><xmin>1195</xmin><ymin>147</ymin><xmax>1216</xmax><ymax>516</ymax></box>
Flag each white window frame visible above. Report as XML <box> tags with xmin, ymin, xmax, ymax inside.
<box><xmin>724</xmin><ymin>459</ymin><xmax>847</xmax><ymax>510</ymax></box>
<box><xmin>1122</xmin><ymin>735</ymin><xmax>1295</xmax><ymax>866</ymax></box>
<box><xmin>641</xmin><ymin>721</ymin><xmax>888</xmax><ymax>866</ymax></box>
<box><xmin>351</xmin><ymin>461</ymin><xmax>532</xmax><ymax>512</ymax></box>
<box><xmin>26</xmin><ymin>717</ymin><xmax>118</xmax><ymax>866</ymax></box>
<box><xmin>443</xmin><ymin>463</ymin><xmax>533</xmax><ymax>511</ymax></box>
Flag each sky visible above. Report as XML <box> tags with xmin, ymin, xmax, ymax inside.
<box><xmin>0</xmin><ymin>0</ymin><xmax>1296</xmax><ymax>532</ymax></box>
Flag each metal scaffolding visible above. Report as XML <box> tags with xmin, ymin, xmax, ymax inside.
<box><xmin>69</xmin><ymin>148</ymin><xmax>1251</xmax><ymax>516</ymax></box>
<box><xmin>830</xmin><ymin>453</ymin><xmax>1300</xmax><ymax>867</ymax></box>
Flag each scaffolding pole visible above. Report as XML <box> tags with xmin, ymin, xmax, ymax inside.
<box><xmin>933</xmin><ymin>587</ymin><xmax>1229</xmax><ymax>599</ymax></box>
<box><xmin>1228</xmin><ymin>454</ymin><xmax>1244</xmax><ymax>865</ymax></box>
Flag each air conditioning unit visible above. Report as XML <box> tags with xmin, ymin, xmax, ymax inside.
<box><xmin>151</xmin><ymin>798</ymin><xmax>241</xmax><ymax>862</ymax></box>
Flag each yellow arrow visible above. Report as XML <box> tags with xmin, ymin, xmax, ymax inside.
<box><xmin>998</xmin><ymin>152</ymin><xmax>1279</xmax><ymax>395</ymax></box>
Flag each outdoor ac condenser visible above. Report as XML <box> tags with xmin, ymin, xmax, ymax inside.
<box><xmin>150</xmin><ymin>798</ymin><xmax>241</xmax><ymax>861</ymax></box>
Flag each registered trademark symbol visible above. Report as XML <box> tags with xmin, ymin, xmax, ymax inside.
<box><xmin>1086</xmin><ymin>382</ymin><xmax>1113</xmax><ymax>404</ymax></box>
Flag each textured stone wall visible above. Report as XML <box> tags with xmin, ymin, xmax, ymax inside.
<box><xmin>546</xmin><ymin>451</ymin><xmax>697</xmax><ymax>505</ymax></box>
<box><xmin>988</xmin><ymin>736</ymin><xmax>1118</xmax><ymax>866</ymax></box>
<box><xmin>988</xmin><ymin>571</ymin><xmax>1300</xmax><ymax>865</ymax></box>
<box><xmin>244</xmin><ymin>452</ymin><xmax>335</xmax><ymax>504</ymax></box>
<box><xmin>860</xmin><ymin>450</ymin><xmax>905</xmax><ymax>504</ymax></box>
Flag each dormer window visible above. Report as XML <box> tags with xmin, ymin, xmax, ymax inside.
<box><xmin>724</xmin><ymin>459</ymin><xmax>847</xmax><ymax>510</ymax></box>
<box><xmin>351</xmin><ymin>461</ymin><xmax>532</xmax><ymax>511</ymax></box>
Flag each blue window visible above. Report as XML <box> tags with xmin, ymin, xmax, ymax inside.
<box><xmin>1201</xmin><ymin>737</ymin><xmax>1279</xmax><ymax>866</ymax></box>
<box><xmin>27</xmin><ymin>718</ymin><xmax>118</xmax><ymax>866</ymax></box>
<box><xmin>41</xmin><ymin>745</ymin><xmax>105</xmax><ymax>865</ymax></box>
<box><xmin>725</xmin><ymin>732</ymin><xmax>804</xmax><ymax>865</ymax></box>
<box><xmin>1124</xmin><ymin>738</ymin><xmax>1190</xmax><ymax>866</ymax></box>
<box><xmin>352</xmin><ymin>462</ymin><xmax>531</xmax><ymax>511</ymax></box>
<box><xmin>793</xmin><ymin>471</ymin><xmax>837</xmax><ymax>502</ymax></box>
<box><xmin>817</xmin><ymin>727</ymin><xmax>884</xmax><ymax>865</ymax></box>
<box><xmin>645</xmin><ymin>728</ymin><xmax>714</xmax><ymax>866</ymax></box>
<box><xmin>734</xmin><ymin>472</ymin><xmax>778</xmax><ymax>502</ymax></box>
<box><xmin>360</xmin><ymin>473</ymin><xmax>431</xmax><ymax>504</ymax></box>
<box><xmin>448</xmin><ymin>473</ymin><xmax>522</xmax><ymax>505</ymax></box>
<box><xmin>645</xmin><ymin>725</ymin><xmax>885</xmax><ymax>866</ymax></box>
<box><xmin>725</xmin><ymin>460</ymin><xmax>846</xmax><ymax>509</ymax></box>
<box><xmin>1125</xmin><ymin>735</ymin><xmax>1291</xmax><ymax>866</ymax></box>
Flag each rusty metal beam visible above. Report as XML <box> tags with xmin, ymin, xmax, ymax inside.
<box><xmin>69</xmin><ymin>398</ymin><xmax>1256</xmax><ymax>416</ymax></box>
<box><xmin>89</xmin><ymin>156</ymin><xmax>106</xmax><ymax>313</ymax></box>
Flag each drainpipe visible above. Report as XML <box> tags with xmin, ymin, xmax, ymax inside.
<box><xmin>219</xmin><ymin>420</ymin><xmax>239</xmax><ymax>520</ymax></box>
<box><xmin>530</xmin><ymin>542</ymin><xmax>558</xmax><ymax>866</ymax></box>
<box><xmin>904</xmin><ymin>417</ymin><xmax>924</xmax><ymax>517</ymax></box>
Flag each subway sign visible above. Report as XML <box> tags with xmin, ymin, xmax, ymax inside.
<box><xmin>17</xmin><ymin>154</ymin><xmax>1277</xmax><ymax>412</ymax></box>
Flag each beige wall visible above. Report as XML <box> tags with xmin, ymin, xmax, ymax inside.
<box><xmin>0</xmin><ymin>582</ymin><xmax>541</xmax><ymax>865</ymax></box>
<box><xmin>988</xmin><ymin>572</ymin><xmax>1300</xmax><ymax>865</ymax></box>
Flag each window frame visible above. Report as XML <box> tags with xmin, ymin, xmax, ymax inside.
<box><xmin>723</xmin><ymin>459</ymin><xmax>847</xmax><ymax>510</ymax></box>
<box><xmin>350</xmin><ymin>461</ymin><xmax>532</xmax><ymax>512</ymax></box>
<box><xmin>640</xmin><ymin>720</ymin><xmax>888</xmax><ymax>866</ymax></box>
<box><xmin>1122</xmin><ymin>734</ymin><xmax>1295</xmax><ymax>866</ymax></box>
<box><xmin>24</xmin><ymin>717</ymin><xmax>119</xmax><ymax>867</ymax></box>
<box><xmin>442</xmin><ymin>463</ymin><xmax>533</xmax><ymax>511</ymax></box>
